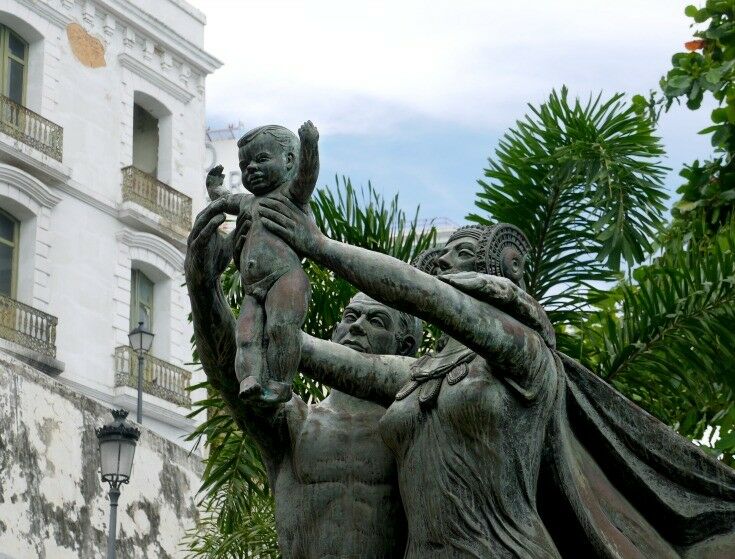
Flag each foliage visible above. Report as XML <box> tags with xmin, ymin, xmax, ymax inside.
<box><xmin>660</xmin><ymin>1</ymin><xmax>735</xmax><ymax>230</ymax></box>
<box><xmin>469</xmin><ymin>81</ymin><xmax>735</xmax><ymax>462</ymax></box>
<box><xmin>469</xmin><ymin>88</ymin><xmax>668</xmax><ymax>352</ymax></box>
<box><xmin>184</xmin><ymin>178</ymin><xmax>436</xmax><ymax>558</ymax></box>
<box><xmin>578</xmin><ymin>222</ymin><xmax>735</xmax><ymax>463</ymax></box>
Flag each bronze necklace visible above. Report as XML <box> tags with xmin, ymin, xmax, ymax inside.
<box><xmin>395</xmin><ymin>346</ymin><xmax>477</xmax><ymax>409</ymax></box>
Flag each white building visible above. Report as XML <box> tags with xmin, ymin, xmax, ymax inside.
<box><xmin>0</xmin><ymin>0</ymin><xmax>221</xmax><ymax>446</ymax></box>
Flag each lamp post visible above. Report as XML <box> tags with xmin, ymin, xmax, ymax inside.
<box><xmin>96</xmin><ymin>409</ymin><xmax>140</xmax><ymax>559</ymax></box>
<box><xmin>128</xmin><ymin>321</ymin><xmax>154</xmax><ymax>424</ymax></box>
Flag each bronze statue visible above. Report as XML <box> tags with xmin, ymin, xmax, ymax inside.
<box><xmin>185</xmin><ymin>200</ymin><xmax>418</xmax><ymax>558</ymax></box>
<box><xmin>205</xmin><ymin>122</ymin><xmax>319</xmax><ymax>405</ymax></box>
<box><xmin>254</xmin><ymin>192</ymin><xmax>735</xmax><ymax>558</ymax></box>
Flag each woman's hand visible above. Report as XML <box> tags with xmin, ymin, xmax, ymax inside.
<box><xmin>439</xmin><ymin>272</ymin><xmax>556</xmax><ymax>349</ymax></box>
<box><xmin>258</xmin><ymin>194</ymin><xmax>325</xmax><ymax>257</ymax></box>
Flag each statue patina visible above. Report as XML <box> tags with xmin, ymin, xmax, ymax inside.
<box><xmin>185</xmin><ymin>189</ymin><xmax>419</xmax><ymax>557</ymax></box>
<box><xmin>255</xmin><ymin>192</ymin><xmax>735</xmax><ymax>559</ymax></box>
<box><xmin>204</xmin><ymin>122</ymin><xmax>320</xmax><ymax>405</ymax></box>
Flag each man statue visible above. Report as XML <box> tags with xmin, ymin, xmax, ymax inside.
<box><xmin>185</xmin><ymin>199</ymin><xmax>421</xmax><ymax>558</ymax></box>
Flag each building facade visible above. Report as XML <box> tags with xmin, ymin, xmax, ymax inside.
<box><xmin>0</xmin><ymin>0</ymin><xmax>220</xmax><ymax>446</ymax></box>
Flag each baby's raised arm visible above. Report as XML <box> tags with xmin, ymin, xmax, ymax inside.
<box><xmin>206</xmin><ymin>164</ymin><xmax>246</xmax><ymax>215</ymax></box>
<box><xmin>287</xmin><ymin>121</ymin><xmax>319</xmax><ymax>207</ymax></box>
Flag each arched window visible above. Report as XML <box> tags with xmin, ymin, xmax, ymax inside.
<box><xmin>0</xmin><ymin>208</ymin><xmax>19</xmax><ymax>297</ymax></box>
<box><xmin>1</xmin><ymin>24</ymin><xmax>28</xmax><ymax>105</ymax></box>
<box><xmin>130</xmin><ymin>268</ymin><xmax>154</xmax><ymax>331</ymax></box>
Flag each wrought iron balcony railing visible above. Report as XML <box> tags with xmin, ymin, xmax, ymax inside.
<box><xmin>0</xmin><ymin>294</ymin><xmax>58</xmax><ymax>358</ymax></box>
<box><xmin>0</xmin><ymin>95</ymin><xmax>63</xmax><ymax>161</ymax></box>
<box><xmin>114</xmin><ymin>345</ymin><xmax>192</xmax><ymax>408</ymax></box>
<box><xmin>121</xmin><ymin>166</ymin><xmax>193</xmax><ymax>234</ymax></box>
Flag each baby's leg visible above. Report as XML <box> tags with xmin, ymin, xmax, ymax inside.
<box><xmin>235</xmin><ymin>294</ymin><xmax>265</xmax><ymax>400</ymax></box>
<box><xmin>262</xmin><ymin>267</ymin><xmax>311</xmax><ymax>404</ymax></box>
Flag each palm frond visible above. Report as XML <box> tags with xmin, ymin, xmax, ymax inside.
<box><xmin>582</xmin><ymin>221</ymin><xmax>735</xmax><ymax>456</ymax></box>
<box><xmin>469</xmin><ymin>88</ymin><xmax>668</xmax><ymax>338</ymax></box>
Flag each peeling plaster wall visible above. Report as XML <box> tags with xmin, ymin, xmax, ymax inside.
<box><xmin>0</xmin><ymin>355</ymin><xmax>203</xmax><ymax>558</ymax></box>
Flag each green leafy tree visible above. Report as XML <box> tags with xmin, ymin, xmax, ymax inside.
<box><xmin>579</xmin><ymin>222</ymin><xmax>735</xmax><ymax>463</ymax></box>
<box><xmin>183</xmin><ymin>178</ymin><xmax>436</xmax><ymax>558</ymax></box>
<box><xmin>660</xmin><ymin>1</ymin><xmax>735</xmax><ymax>231</ymax></box>
<box><xmin>469</xmin><ymin>87</ymin><xmax>669</xmax><ymax>352</ymax></box>
<box><xmin>470</xmin><ymin>82</ymin><xmax>735</xmax><ymax>463</ymax></box>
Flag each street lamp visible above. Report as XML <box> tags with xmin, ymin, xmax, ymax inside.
<box><xmin>96</xmin><ymin>409</ymin><xmax>140</xmax><ymax>559</ymax></box>
<box><xmin>128</xmin><ymin>321</ymin><xmax>154</xmax><ymax>423</ymax></box>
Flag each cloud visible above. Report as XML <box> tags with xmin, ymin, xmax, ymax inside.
<box><xmin>193</xmin><ymin>0</ymin><xmax>693</xmax><ymax>135</ymax></box>
<box><xmin>193</xmin><ymin>0</ymin><xmax>717</xmax><ymax>222</ymax></box>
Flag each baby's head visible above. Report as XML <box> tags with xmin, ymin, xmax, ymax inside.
<box><xmin>237</xmin><ymin>125</ymin><xmax>299</xmax><ymax>196</ymax></box>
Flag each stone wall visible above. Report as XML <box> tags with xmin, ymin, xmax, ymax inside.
<box><xmin>0</xmin><ymin>354</ymin><xmax>203</xmax><ymax>558</ymax></box>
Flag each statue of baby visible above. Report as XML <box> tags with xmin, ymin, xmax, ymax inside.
<box><xmin>206</xmin><ymin>121</ymin><xmax>319</xmax><ymax>404</ymax></box>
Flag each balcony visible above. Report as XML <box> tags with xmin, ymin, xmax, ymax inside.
<box><xmin>0</xmin><ymin>95</ymin><xmax>63</xmax><ymax>162</ymax></box>
<box><xmin>119</xmin><ymin>166</ymin><xmax>192</xmax><ymax>246</ymax></box>
<box><xmin>0</xmin><ymin>294</ymin><xmax>63</xmax><ymax>375</ymax></box>
<box><xmin>114</xmin><ymin>345</ymin><xmax>192</xmax><ymax>408</ymax></box>
<box><xmin>0</xmin><ymin>293</ymin><xmax>57</xmax><ymax>357</ymax></box>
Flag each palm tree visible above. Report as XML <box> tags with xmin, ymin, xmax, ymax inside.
<box><xmin>470</xmin><ymin>87</ymin><xmax>735</xmax><ymax>463</ymax></box>
<box><xmin>579</xmin><ymin>222</ymin><xmax>735</xmax><ymax>461</ymax></box>
<box><xmin>184</xmin><ymin>178</ymin><xmax>436</xmax><ymax>558</ymax></box>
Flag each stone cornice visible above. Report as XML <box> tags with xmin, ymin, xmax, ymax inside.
<box><xmin>0</xmin><ymin>163</ymin><xmax>63</xmax><ymax>208</ymax></box>
<box><xmin>116</xmin><ymin>228</ymin><xmax>185</xmax><ymax>270</ymax></box>
<box><xmin>14</xmin><ymin>0</ymin><xmax>221</xmax><ymax>75</ymax></box>
<box><xmin>58</xmin><ymin>374</ymin><xmax>198</xmax><ymax>433</ymax></box>
<box><xmin>97</xmin><ymin>0</ymin><xmax>222</xmax><ymax>75</ymax></box>
<box><xmin>55</xmin><ymin>178</ymin><xmax>119</xmax><ymax>217</ymax></box>
<box><xmin>118</xmin><ymin>52</ymin><xmax>194</xmax><ymax>104</ymax></box>
<box><xmin>14</xmin><ymin>0</ymin><xmax>73</xmax><ymax>29</ymax></box>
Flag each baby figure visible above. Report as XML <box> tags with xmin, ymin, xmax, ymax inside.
<box><xmin>206</xmin><ymin>121</ymin><xmax>319</xmax><ymax>404</ymax></box>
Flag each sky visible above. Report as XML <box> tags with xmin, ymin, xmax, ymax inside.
<box><xmin>188</xmin><ymin>0</ymin><xmax>716</xmax><ymax>225</ymax></box>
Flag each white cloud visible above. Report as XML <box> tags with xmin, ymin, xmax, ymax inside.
<box><xmin>190</xmin><ymin>0</ymin><xmax>694</xmax><ymax>135</ymax></box>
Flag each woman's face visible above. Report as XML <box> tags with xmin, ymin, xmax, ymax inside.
<box><xmin>436</xmin><ymin>235</ymin><xmax>478</xmax><ymax>275</ymax></box>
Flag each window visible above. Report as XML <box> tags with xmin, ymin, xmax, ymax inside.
<box><xmin>132</xmin><ymin>103</ymin><xmax>159</xmax><ymax>177</ymax></box>
<box><xmin>130</xmin><ymin>268</ymin><xmax>154</xmax><ymax>331</ymax></box>
<box><xmin>0</xmin><ymin>24</ymin><xmax>27</xmax><ymax>105</ymax></box>
<box><xmin>0</xmin><ymin>209</ymin><xmax>18</xmax><ymax>298</ymax></box>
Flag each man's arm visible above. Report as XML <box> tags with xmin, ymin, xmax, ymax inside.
<box><xmin>300</xmin><ymin>333</ymin><xmax>415</xmax><ymax>407</ymax></box>
<box><xmin>287</xmin><ymin>120</ymin><xmax>319</xmax><ymax>206</ymax></box>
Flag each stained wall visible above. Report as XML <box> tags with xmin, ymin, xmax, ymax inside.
<box><xmin>0</xmin><ymin>354</ymin><xmax>203</xmax><ymax>558</ymax></box>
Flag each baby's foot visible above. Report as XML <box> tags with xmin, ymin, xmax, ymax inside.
<box><xmin>259</xmin><ymin>380</ymin><xmax>292</xmax><ymax>405</ymax></box>
<box><xmin>238</xmin><ymin>376</ymin><xmax>262</xmax><ymax>400</ymax></box>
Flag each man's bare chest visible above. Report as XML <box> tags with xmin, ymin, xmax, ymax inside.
<box><xmin>291</xmin><ymin>406</ymin><xmax>396</xmax><ymax>485</ymax></box>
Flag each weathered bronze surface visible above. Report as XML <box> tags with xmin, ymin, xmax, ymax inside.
<box><xmin>187</xmin><ymin>123</ymin><xmax>735</xmax><ymax>558</ymax></box>
<box><xmin>205</xmin><ymin>122</ymin><xmax>319</xmax><ymax>406</ymax></box>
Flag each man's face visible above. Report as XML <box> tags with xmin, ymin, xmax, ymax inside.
<box><xmin>239</xmin><ymin>134</ymin><xmax>293</xmax><ymax>196</ymax></box>
<box><xmin>436</xmin><ymin>235</ymin><xmax>478</xmax><ymax>275</ymax></box>
<box><xmin>331</xmin><ymin>294</ymin><xmax>405</xmax><ymax>356</ymax></box>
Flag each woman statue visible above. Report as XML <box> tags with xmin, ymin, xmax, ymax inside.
<box><xmin>258</xmin><ymin>193</ymin><xmax>735</xmax><ymax>558</ymax></box>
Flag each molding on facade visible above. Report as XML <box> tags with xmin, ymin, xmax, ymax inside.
<box><xmin>118</xmin><ymin>52</ymin><xmax>194</xmax><ymax>104</ymax></box>
<box><xmin>0</xmin><ymin>164</ymin><xmax>62</xmax><ymax>209</ymax></box>
<box><xmin>117</xmin><ymin>204</ymin><xmax>188</xmax><ymax>251</ymax></box>
<box><xmin>13</xmin><ymin>0</ymin><xmax>221</xmax><ymax>76</ymax></box>
<box><xmin>97</xmin><ymin>0</ymin><xmax>222</xmax><ymax>74</ymax></box>
<box><xmin>57</xmin><ymin>374</ymin><xmax>197</xmax><ymax>432</ymax></box>
<box><xmin>113</xmin><ymin>228</ymin><xmax>189</xmax><ymax>369</ymax></box>
<box><xmin>0</xmin><ymin>164</ymin><xmax>58</xmax><ymax>309</ymax></box>
<box><xmin>0</xmin><ymin>337</ymin><xmax>65</xmax><ymax>376</ymax></box>
<box><xmin>0</xmin><ymin>132</ymin><xmax>72</xmax><ymax>187</ymax></box>
<box><xmin>55</xmin><ymin>179</ymin><xmax>119</xmax><ymax>217</ymax></box>
<box><xmin>116</xmin><ymin>229</ymin><xmax>185</xmax><ymax>272</ymax></box>
<box><xmin>13</xmin><ymin>0</ymin><xmax>73</xmax><ymax>29</ymax></box>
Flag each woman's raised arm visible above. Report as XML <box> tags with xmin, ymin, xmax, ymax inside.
<box><xmin>259</xmin><ymin>195</ymin><xmax>549</xmax><ymax>375</ymax></box>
